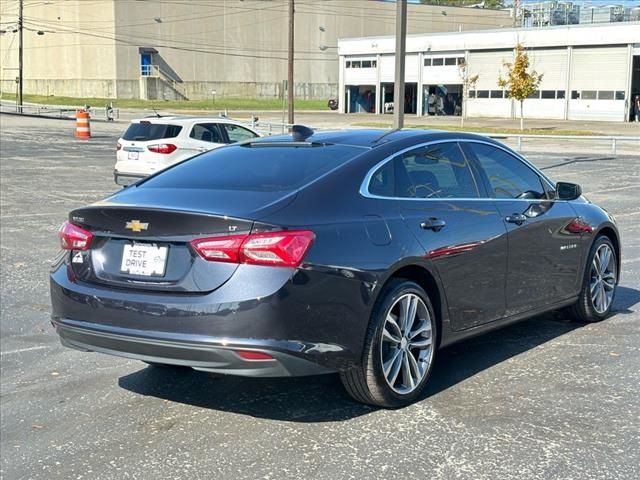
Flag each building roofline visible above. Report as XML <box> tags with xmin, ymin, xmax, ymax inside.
<box><xmin>338</xmin><ymin>21</ymin><xmax>640</xmax><ymax>55</ymax></box>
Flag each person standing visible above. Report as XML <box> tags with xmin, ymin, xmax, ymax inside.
<box><xmin>634</xmin><ymin>95</ymin><xmax>640</xmax><ymax>123</ymax></box>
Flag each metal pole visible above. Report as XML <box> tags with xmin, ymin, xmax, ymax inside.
<box><xmin>287</xmin><ymin>0</ymin><xmax>295</xmax><ymax>125</ymax></box>
<box><xmin>393</xmin><ymin>0</ymin><xmax>407</xmax><ymax>129</ymax></box>
<box><xmin>18</xmin><ymin>0</ymin><xmax>23</xmax><ymax>111</ymax></box>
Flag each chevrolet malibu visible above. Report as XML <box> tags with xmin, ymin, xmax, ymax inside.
<box><xmin>50</xmin><ymin>128</ymin><xmax>620</xmax><ymax>407</ymax></box>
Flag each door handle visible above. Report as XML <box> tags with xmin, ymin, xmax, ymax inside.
<box><xmin>420</xmin><ymin>218</ymin><xmax>446</xmax><ymax>232</ymax></box>
<box><xmin>505</xmin><ymin>213</ymin><xmax>527</xmax><ymax>225</ymax></box>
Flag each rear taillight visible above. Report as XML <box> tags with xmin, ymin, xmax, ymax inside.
<box><xmin>190</xmin><ymin>234</ymin><xmax>248</xmax><ymax>263</ymax></box>
<box><xmin>191</xmin><ymin>230</ymin><xmax>315</xmax><ymax>268</ymax></box>
<box><xmin>116</xmin><ymin>142</ymin><xmax>122</xmax><ymax>151</ymax></box>
<box><xmin>59</xmin><ymin>221</ymin><xmax>93</xmax><ymax>250</ymax></box>
<box><xmin>148</xmin><ymin>143</ymin><xmax>177</xmax><ymax>154</ymax></box>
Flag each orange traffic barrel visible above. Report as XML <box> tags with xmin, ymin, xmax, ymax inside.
<box><xmin>75</xmin><ymin>110</ymin><xmax>91</xmax><ymax>139</ymax></box>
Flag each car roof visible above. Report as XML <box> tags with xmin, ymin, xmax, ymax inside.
<box><xmin>130</xmin><ymin>116</ymin><xmax>253</xmax><ymax>126</ymax></box>
<box><xmin>253</xmin><ymin>128</ymin><xmax>499</xmax><ymax>149</ymax></box>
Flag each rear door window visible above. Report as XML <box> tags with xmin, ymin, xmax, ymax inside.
<box><xmin>141</xmin><ymin>144</ymin><xmax>364</xmax><ymax>192</ymax></box>
<box><xmin>189</xmin><ymin>123</ymin><xmax>224</xmax><ymax>143</ymax></box>
<box><xmin>368</xmin><ymin>142</ymin><xmax>480</xmax><ymax>199</ymax></box>
<box><xmin>223</xmin><ymin>124</ymin><xmax>259</xmax><ymax>143</ymax></box>
<box><xmin>122</xmin><ymin>123</ymin><xmax>182</xmax><ymax>141</ymax></box>
<box><xmin>398</xmin><ymin>143</ymin><xmax>480</xmax><ymax>198</ymax></box>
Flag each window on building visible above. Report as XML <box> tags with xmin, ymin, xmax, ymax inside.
<box><xmin>490</xmin><ymin>90</ymin><xmax>504</xmax><ymax>99</ymax></box>
<box><xmin>615</xmin><ymin>91</ymin><xmax>625</xmax><ymax>100</ymax></box>
<box><xmin>598</xmin><ymin>91</ymin><xmax>614</xmax><ymax>100</ymax></box>
<box><xmin>571</xmin><ymin>90</ymin><xmax>580</xmax><ymax>99</ymax></box>
<box><xmin>581</xmin><ymin>90</ymin><xmax>597</xmax><ymax>100</ymax></box>
<box><xmin>372</xmin><ymin>60</ymin><xmax>377</xmax><ymax>68</ymax></box>
<box><xmin>445</xmin><ymin>57</ymin><xmax>457</xmax><ymax>66</ymax></box>
<box><xmin>540</xmin><ymin>90</ymin><xmax>555</xmax><ymax>99</ymax></box>
<box><xmin>351</xmin><ymin>61</ymin><xmax>361</xmax><ymax>68</ymax></box>
<box><xmin>477</xmin><ymin>90</ymin><xmax>489</xmax><ymax>98</ymax></box>
<box><xmin>457</xmin><ymin>57</ymin><xmax>466</xmax><ymax>65</ymax></box>
<box><xmin>362</xmin><ymin>60</ymin><xmax>372</xmax><ymax>68</ymax></box>
<box><xmin>557</xmin><ymin>90</ymin><xmax>566</xmax><ymax>99</ymax></box>
<box><xmin>346</xmin><ymin>61</ymin><xmax>351</xmax><ymax>68</ymax></box>
<box><xmin>527</xmin><ymin>90</ymin><xmax>540</xmax><ymax>99</ymax></box>
<box><xmin>424</xmin><ymin>58</ymin><xmax>432</xmax><ymax>66</ymax></box>
<box><xmin>433</xmin><ymin>58</ymin><xmax>444</xmax><ymax>66</ymax></box>
<box><xmin>468</xmin><ymin>90</ymin><xmax>476</xmax><ymax>98</ymax></box>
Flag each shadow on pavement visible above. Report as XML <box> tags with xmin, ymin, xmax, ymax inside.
<box><xmin>118</xmin><ymin>309</ymin><xmax>600</xmax><ymax>422</ymax></box>
<box><xmin>611</xmin><ymin>286</ymin><xmax>640</xmax><ymax>314</ymax></box>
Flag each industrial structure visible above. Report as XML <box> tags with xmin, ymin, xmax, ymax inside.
<box><xmin>520</xmin><ymin>1</ymin><xmax>640</xmax><ymax>27</ymax></box>
<box><xmin>0</xmin><ymin>0</ymin><xmax>511</xmax><ymax>101</ymax></box>
<box><xmin>337</xmin><ymin>22</ymin><xmax>640</xmax><ymax>122</ymax></box>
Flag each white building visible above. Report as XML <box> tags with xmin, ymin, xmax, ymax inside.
<box><xmin>337</xmin><ymin>23</ymin><xmax>640</xmax><ymax>122</ymax></box>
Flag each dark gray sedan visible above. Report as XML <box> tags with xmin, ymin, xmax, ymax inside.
<box><xmin>50</xmin><ymin>128</ymin><xmax>620</xmax><ymax>407</ymax></box>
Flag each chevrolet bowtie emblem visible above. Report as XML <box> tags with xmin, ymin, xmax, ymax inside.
<box><xmin>125</xmin><ymin>220</ymin><xmax>149</xmax><ymax>232</ymax></box>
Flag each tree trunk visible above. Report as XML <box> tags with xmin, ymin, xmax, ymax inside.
<box><xmin>520</xmin><ymin>100</ymin><xmax>524</xmax><ymax>131</ymax></box>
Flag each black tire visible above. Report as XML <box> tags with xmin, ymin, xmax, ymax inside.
<box><xmin>566</xmin><ymin>235</ymin><xmax>618</xmax><ymax>323</ymax></box>
<box><xmin>340</xmin><ymin>279</ymin><xmax>437</xmax><ymax>408</ymax></box>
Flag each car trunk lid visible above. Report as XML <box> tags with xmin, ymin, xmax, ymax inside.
<box><xmin>68</xmin><ymin>206</ymin><xmax>257</xmax><ymax>293</ymax></box>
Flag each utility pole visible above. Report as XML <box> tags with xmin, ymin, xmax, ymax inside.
<box><xmin>393</xmin><ymin>0</ymin><xmax>407</xmax><ymax>129</ymax></box>
<box><xmin>18</xmin><ymin>0</ymin><xmax>23</xmax><ymax>111</ymax></box>
<box><xmin>287</xmin><ymin>0</ymin><xmax>294</xmax><ymax>125</ymax></box>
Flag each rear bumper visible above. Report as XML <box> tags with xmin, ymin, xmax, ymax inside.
<box><xmin>50</xmin><ymin>259</ymin><xmax>371</xmax><ymax>375</ymax></box>
<box><xmin>53</xmin><ymin>317</ymin><xmax>333</xmax><ymax>377</ymax></box>
<box><xmin>114</xmin><ymin>170</ymin><xmax>145</xmax><ymax>186</ymax></box>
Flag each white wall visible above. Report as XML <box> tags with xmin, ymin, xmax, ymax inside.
<box><xmin>568</xmin><ymin>100</ymin><xmax>626</xmax><ymax>121</ymax></box>
<box><xmin>466</xmin><ymin>99</ymin><xmax>512</xmax><ymax>118</ymax></box>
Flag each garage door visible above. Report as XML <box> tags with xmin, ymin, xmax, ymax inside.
<box><xmin>569</xmin><ymin>47</ymin><xmax>628</xmax><ymax>121</ymax></box>
<box><xmin>529</xmin><ymin>49</ymin><xmax>568</xmax><ymax>90</ymax></box>
<box><xmin>379</xmin><ymin>54</ymin><xmax>420</xmax><ymax>83</ymax></box>
<box><xmin>467</xmin><ymin>51</ymin><xmax>513</xmax><ymax>90</ymax></box>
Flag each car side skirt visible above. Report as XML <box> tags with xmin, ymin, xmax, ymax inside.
<box><xmin>439</xmin><ymin>296</ymin><xmax>579</xmax><ymax>349</ymax></box>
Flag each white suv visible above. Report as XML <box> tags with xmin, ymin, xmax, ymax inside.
<box><xmin>114</xmin><ymin>116</ymin><xmax>260</xmax><ymax>185</ymax></box>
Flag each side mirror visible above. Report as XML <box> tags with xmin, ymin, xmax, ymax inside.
<box><xmin>556</xmin><ymin>182</ymin><xmax>582</xmax><ymax>201</ymax></box>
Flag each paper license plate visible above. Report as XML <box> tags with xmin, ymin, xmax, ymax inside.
<box><xmin>120</xmin><ymin>243</ymin><xmax>168</xmax><ymax>276</ymax></box>
<box><xmin>128</xmin><ymin>151</ymin><xmax>139</xmax><ymax>160</ymax></box>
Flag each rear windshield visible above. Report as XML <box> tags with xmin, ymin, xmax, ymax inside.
<box><xmin>122</xmin><ymin>122</ymin><xmax>182</xmax><ymax>141</ymax></box>
<box><xmin>139</xmin><ymin>144</ymin><xmax>365</xmax><ymax>192</ymax></box>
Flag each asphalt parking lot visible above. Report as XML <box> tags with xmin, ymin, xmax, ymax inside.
<box><xmin>1</xmin><ymin>114</ymin><xmax>639</xmax><ymax>480</ymax></box>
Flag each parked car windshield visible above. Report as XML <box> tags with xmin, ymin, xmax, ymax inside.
<box><xmin>140</xmin><ymin>144</ymin><xmax>364</xmax><ymax>192</ymax></box>
<box><xmin>122</xmin><ymin>122</ymin><xmax>182</xmax><ymax>141</ymax></box>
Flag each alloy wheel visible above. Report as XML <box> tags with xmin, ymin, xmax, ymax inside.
<box><xmin>590</xmin><ymin>244</ymin><xmax>616</xmax><ymax>314</ymax></box>
<box><xmin>380</xmin><ymin>293</ymin><xmax>434</xmax><ymax>394</ymax></box>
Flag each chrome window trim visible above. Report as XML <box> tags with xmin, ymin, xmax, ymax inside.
<box><xmin>359</xmin><ymin>138</ymin><xmax>558</xmax><ymax>202</ymax></box>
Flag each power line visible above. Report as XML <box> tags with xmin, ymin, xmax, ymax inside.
<box><xmin>22</xmin><ymin>17</ymin><xmax>335</xmax><ymax>56</ymax></box>
<box><xmin>21</xmin><ymin>18</ymin><xmax>333</xmax><ymax>61</ymax></box>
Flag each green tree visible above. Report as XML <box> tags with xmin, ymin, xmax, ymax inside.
<box><xmin>498</xmin><ymin>43</ymin><xmax>543</xmax><ymax>131</ymax></box>
<box><xmin>420</xmin><ymin>0</ymin><xmax>505</xmax><ymax>8</ymax></box>
<box><xmin>458</xmin><ymin>58</ymin><xmax>479</xmax><ymax>128</ymax></box>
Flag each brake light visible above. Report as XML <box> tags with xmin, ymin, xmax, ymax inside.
<box><xmin>191</xmin><ymin>234</ymin><xmax>248</xmax><ymax>263</ymax></box>
<box><xmin>235</xmin><ymin>350</ymin><xmax>274</xmax><ymax>361</ymax></box>
<box><xmin>191</xmin><ymin>230</ymin><xmax>315</xmax><ymax>268</ymax></box>
<box><xmin>59</xmin><ymin>221</ymin><xmax>93</xmax><ymax>250</ymax></box>
<box><xmin>148</xmin><ymin>143</ymin><xmax>177</xmax><ymax>154</ymax></box>
<box><xmin>116</xmin><ymin>142</ymin><xmax>122</xmax><ymax>151</ymax></box>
